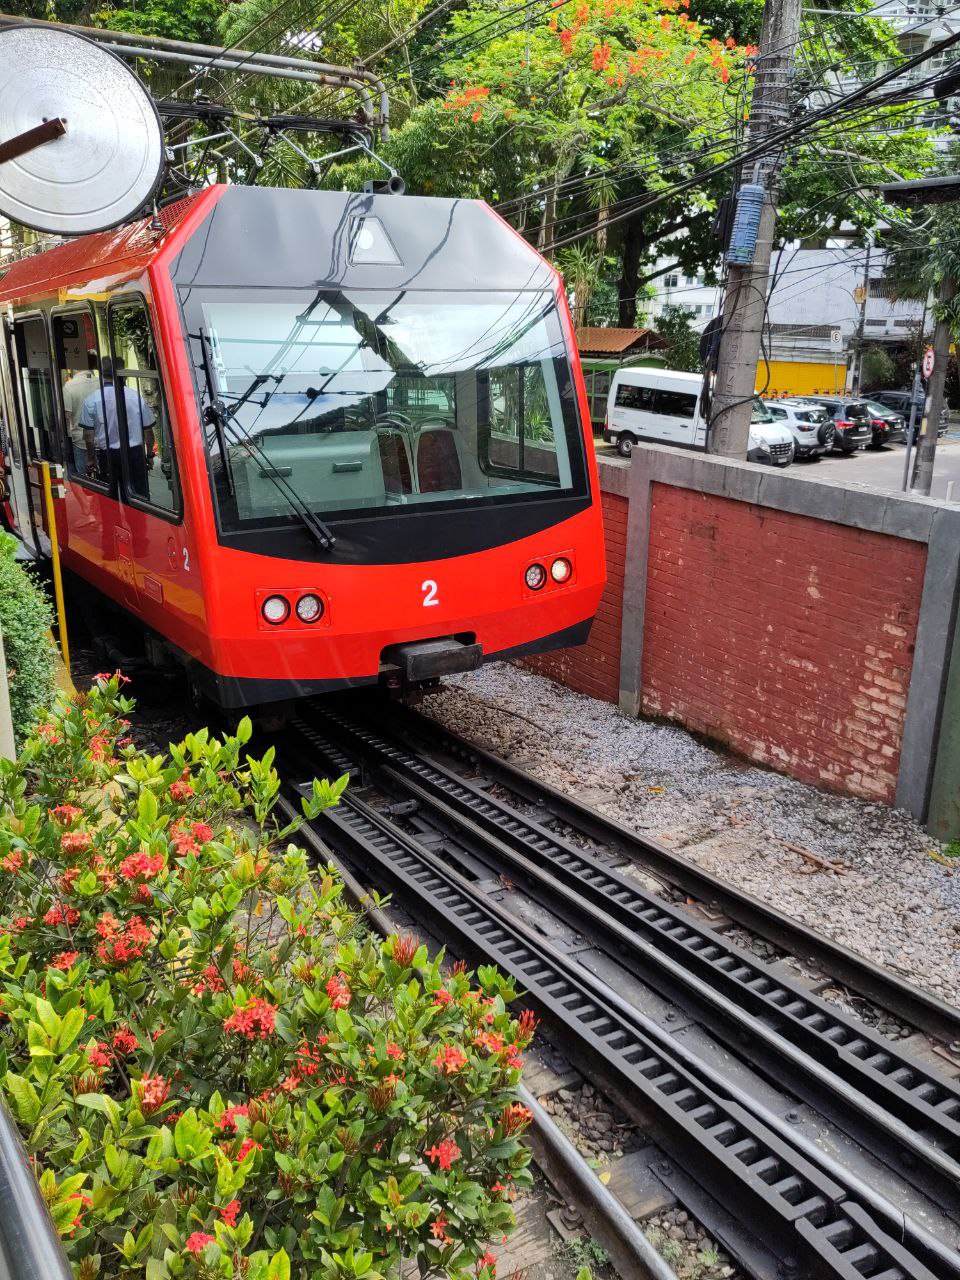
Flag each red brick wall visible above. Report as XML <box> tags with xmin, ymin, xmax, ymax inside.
<box><xmin>523</xmin><ymin>490</ymin><xmax>627</xmax><ymax>703</ymax></box>
<box><xmin>642</xmin><ymin>483</ymin><xmax>927</xmax><ymax>801</ymax></box>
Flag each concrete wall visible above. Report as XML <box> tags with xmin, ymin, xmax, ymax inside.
<box><xmin>527</xmin><ymin>446</ymin><xmax>960</xmax><ymax>824</ymax></box>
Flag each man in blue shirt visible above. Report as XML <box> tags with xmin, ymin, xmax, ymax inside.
<box><xmin>78</xmin><ymin>357</ymin><xmax>155</xmax><ymax>497</ymax></box>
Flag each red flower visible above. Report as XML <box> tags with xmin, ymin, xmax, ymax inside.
<box><xmin>10</xmin><ymin>916</ymin><xmax>29</xmax><ymax>931</ymax></box>
<box><xmin>502</xmin><ymin>1042</ymin><xmax>523</xmax><ymax>1070</ymax></box>
<box><xmin>89</xmin><ymin>733</ymin><xmax>111</xmax><ymax>762</ymax></box>
<box><xmin>433</xmin><ymin>1045</ymin><xmax>468</xmax><ymax>1074</ymax></box>
<box><xmin>61</xmin><ymin>831</ymin><xmax>92</xmax><ymax>856</ymax></box>
<box><xmin>97</xmin><ymin>916</ymin><xmax>152</xmax><ymax>966</ymax></box>
<box><xmin>51</xmin><ymin>950</ymin><xmax>79</xmax><ymax>971</ymax></box>
<box><xmin>36</xmin><ymin>724</ymin><xmax>61</xmax><ymax>744</ymax></box>
<box><xmin>185</xmin><ymin>1232</ymin><xmax>215</xmax><ymax>1254</ymax></box>
<box><xmin>191</xmin><ymin>822</ymin><xmax>214</xmax><ymax>843</ymax></box>
<box><xmin>431</xmin><ymin>1213</ymin><xmax>453</xmax><ymax>1244</ymax></box>
<box><xmin>134</xmin><ymin>883</ymin><xmax>152</xmax><ymax>903</ymax></box>
<box><xmin>559</xmin><ymin>28</ymin><xmax>574</xmax><ymax>54</ymax></box>
<box><xmin>111</xmin><ymin>1027</ymin><xmax>138</xmax><ymax>1056</ymax></box>
<box><xmin>43</xmin><ymin>904</ymin><xmax>79</xmax><ymax>927</ymax></box>
<box><xmin>386</xmin><ymin>1041</ymin><xmax>404</xmax><ymax>1060</ymax></box>
<box><xmin>325</xmin><ymin>972</ymin><xmax>351</xmax><ymax>1010</ymax></box>
<box><xmin>516</xmin><ymin>1009</ymin><xmax>539</xmax><ymax>1045</ymax></box>
<box><xmin>1</xmin><ymin>850</ymin><xmax>23</xmax><ymax>873</ymax></box>
<box><xmin>501</xmin><ymin>1102</ymin><xmax>532</xmax><ymax>1135</ymax></box>
<box><xmin>236</xmin><ymin>1137</ymin><xmax>261</xmax><ymax>1162</ymax></box>
<box><xmin>88</xmin><ymin>1041</ymin><xmax>112</xmax><ymax>1068</ymax></box>
<box><xmin>119</xmin><ymin>851</ymin><xmax>165</xmax><ymax>882</ymax></box>
<box><xmin>193</xmin><ymin>963</ymin><xmax>226</xmax><ymax>995</ymax></box>
<box><xmin>474</xmin><ymin>1030</ymin><xmax>504</xmax><ymax>1054</ymax></box>
<box><xmin>169</xmin><ymin>779</ymin><xmax>194</xmax><ymax>803</ymax></box>
<box><xmin>135</xmin><ymin>1074</ymin><xmax>171</xmax><ymax>1115</ymax></box>
<box><xmin>592</xmin><ymin>41</ymin><xmax>612</xmax><ymax>70</ymax></box>
<box><xmin>425</xmin><ymin>1138</ymin><xmax>461</xmax><ymax>1170</ymax></box>
<box><xmin>390</xmin><ymin>934</ymin><xmax>420</xmax><ymax>967</ymax></box>
<box><xmin>216</xmin><ymin>1103</ymin><xmax>250</xmax><ymax>1134</ymax></box>
<box><xmin>50</xmin><ymin>804</ymin><xmax>83</xmax><ymax>827</ymax></box>
<box><xmin>223</xmin><ymin>996</ymin><xmax>277</xmax><ymax>1040</ymax></box>
<box><xmin>432</xmin><ymin>988</ymin><xmax>453</xmax><ymax>1007</ymax></box>
<box><xmin>476</xmin><ymin>1254</ymin><xmax>497</xmax><ymax>1277</ymax></box>
<box><xmin>219</xmin><ymin>1199</ymin><xmax>240</xmax><ymax>1228</ymax></box>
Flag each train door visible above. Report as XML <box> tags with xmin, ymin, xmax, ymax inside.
<box><xmin>0</xmin><ymin>318</ymin><xmax>37</xmax><ymax>551</ymax></box>
<box><xmin>7</xmin><ymin>314</ymin><xmax>62</xmax><ymax>556</ymax></box>
<box><xmin>107</xmin><ymin>294</ymin><xmax>188</xmax><ymax>617</ymax></box>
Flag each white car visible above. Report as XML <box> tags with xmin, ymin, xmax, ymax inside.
<box><xmin>605</xmin><ymin>368</ymin><xmax>794</xmax><ymax>465</ymax></box>
<box><xmin>761</xmin><ymin>399</ymin><xmax>835</xmax><ymax>460</ymax></box>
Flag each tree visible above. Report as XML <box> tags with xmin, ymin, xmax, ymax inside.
<box><xmin>655</xmin><ymin>304</ymin><xmax>702</xmax><ymax>370</ymax></box>
<box><xmin>861</xmin><ymin>345</ymin><xmax>896</xmax><ymax>390</ymax></box>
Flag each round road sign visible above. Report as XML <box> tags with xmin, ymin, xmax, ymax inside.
<box><xmin>923</xmin><ymin>347</ymin><xmax>936</xmax><ymax>379</ymax></box>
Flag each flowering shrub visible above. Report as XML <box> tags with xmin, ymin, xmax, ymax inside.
<box><xmin>0</xmin><ymin>531</ymin><xmax>55</xmax><ymax>747</ymax></box>
<box><xmin>0</xmin><ymin>678</ymin><xmax>535</xmax><ymax>1279</ymax></box>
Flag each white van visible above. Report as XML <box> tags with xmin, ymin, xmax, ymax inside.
<box><xmin>603</xmin><ymin>368</ymin><xmax>795</xmax><ymax>466</ymax></box>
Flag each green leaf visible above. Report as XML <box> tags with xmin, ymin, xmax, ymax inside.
<box><xmin>26</xmin><ymin>1022</ymin><xmax>52</xmax><ymax>1057</ymax></box>
<box><xmin>267</xmin><ymin>1248</ymin><xmax>291</xmax><ymax>1280</ymax></box>
<box><xmin>335</xmin><ymin>1008</ymin><xmax>355</xmax><ymax>1042</ymax></box>
<box><xmin>35</xmin><ymin>998</ymin><xmax>61</xmax><ymax>1039</ymax></box>
<box><xmin>138</xmin><ymin>787</ymin><xmax>159</xmax><ymax>824</ymax></box>
<box><xmin>76</xmin><ymin>1092</ymin><xmax>121</xmax><ymax>1129</ymax></box>
<box><xmin>55</xmin><ymin>1007</ymin><xmax>85</xmax><ymax>1054</ymax></box>
<box><xmin>5</xmin><ymin>1072</ymin><xmax>41</xmax><ymax>1124</ymax></box>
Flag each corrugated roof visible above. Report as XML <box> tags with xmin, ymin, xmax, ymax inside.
<box><xmin>576</xmin><ymin>325</ymin><xmax>668</xmax><ymax>354</ymax></box>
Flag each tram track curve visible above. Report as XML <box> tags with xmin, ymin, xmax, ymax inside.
<box><xmin>276</xmin><ymin>699</ymin><xmax>960</xmax><ymax>1280</ymax></box>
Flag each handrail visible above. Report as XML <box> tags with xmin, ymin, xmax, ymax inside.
<box><xmin>0</xmin><ymin>1103</ymin><xmax>72</xmax><ymax>1280</ymax></box>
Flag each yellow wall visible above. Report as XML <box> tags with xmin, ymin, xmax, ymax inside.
<box><xmin>757</xmin><ymin>361</ymin><xmax>847</xmax><ymax>397</ymax></box>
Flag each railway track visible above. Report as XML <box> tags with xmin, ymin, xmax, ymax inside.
<box><xmin>279</xmin><ymin>698</ymin><xmax>960</xmax><ymax>1280</ymax></box>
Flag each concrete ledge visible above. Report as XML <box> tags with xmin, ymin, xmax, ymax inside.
<box><xmin>599</xmin><ymin>442</ymin><xmax>950</xmax><ymax>543</ymax></box>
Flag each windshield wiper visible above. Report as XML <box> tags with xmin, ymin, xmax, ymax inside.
<box><xmin>196</xmin><ymin>329</ymin><xmax>336</xmax><ymax>551</ymax></box>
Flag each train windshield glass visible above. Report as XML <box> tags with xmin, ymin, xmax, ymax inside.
<box><xmin>192</xmin><ymin>288</ymin><xmax>586</xmax><ymax>531</ymax></box>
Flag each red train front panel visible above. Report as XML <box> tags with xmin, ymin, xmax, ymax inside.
<box><xmin>1</xmin><ymin>186</ymin><xmax>605</xmax><ymax>707</ymax></box>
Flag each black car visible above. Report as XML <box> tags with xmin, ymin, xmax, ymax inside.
<box><xmin>868</xmin><ymin>389</ymin><xmax>949</xmax><ymax>438</ymax></box>
<box><xmin>795</xmin><ymin>398</ymin><xmax>872</xmax><ymax>454</ymax></box>
<box><xmin>863</xmin><ymin>400</ymin><xmax>906</xmax><ymax>448</ymax></box>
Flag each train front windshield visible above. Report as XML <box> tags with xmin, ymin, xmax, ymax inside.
<box><xmin>192</xmin><ymin>288</ymin><xmax>588</xmax><ymax>532</ymax></box>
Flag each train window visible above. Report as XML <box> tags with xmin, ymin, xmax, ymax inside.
<box><xmin>12</xmin><ymin>318</ymin><xmax>58</xmax><ymax>463</ymax></box>
<box><xmin>52</xmin><ymin>311</ymin><xmax>104</xmax><ymax>483</ymax></box>
<box><xmin>108</xmin><ymin>299</ymin><xmax>180</xmax><ymax>517</ymax></box>
<box><xmin>190</xmin><ymin>288</ymin><xmax>586</xmax><ymax>532</ymax></box>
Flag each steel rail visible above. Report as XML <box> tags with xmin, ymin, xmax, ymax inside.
<box><xmin>292</xmin><ymin>765</ymin><xmax>945</xmax><ymax>1280</ymax></box>
<box><xmin>386</xmin><ymin>702</ymin><xmax>960</xmax><ymax>1046</ymax></box>
<box><xmin>299</xmin><ymin>705</ymin><xmax>960</xmax><ymax>1210</ymax></box>
<box><xmin>0</xmin><ymin>1103</ymin><xmax>72</xmax><ymax>1280</ymax></box>
<box><xmin>277</xmin><ymin>792</ymin><xmax>679</xmax><ymax>1280</ymax></box>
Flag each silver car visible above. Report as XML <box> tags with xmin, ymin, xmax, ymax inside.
<box><xmin>762</xmin><ymin>399</ymin><xmax>835</xmax><ymax>460</ymax></box>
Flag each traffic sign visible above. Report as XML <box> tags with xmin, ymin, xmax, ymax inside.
<box><xmin>922</xmin><ymin>347</ymin><xmax>936</xmax><ymax>379</ymax></box>
<box><xmin>830</xmin><ymin>328</ymin><xmax>843</xmax><ymax>347</ymax></box>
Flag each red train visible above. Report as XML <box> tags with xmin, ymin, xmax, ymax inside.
<box><xmin>0</xmin><ymin>185</ymin><xmax>605</xmax><ymax>708</ymax></box>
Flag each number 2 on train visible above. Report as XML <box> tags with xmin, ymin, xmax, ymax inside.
<box><xmin>421</xmin><ymin>579</ymin><xmax>439</xmax><ymax>607</ymax></box>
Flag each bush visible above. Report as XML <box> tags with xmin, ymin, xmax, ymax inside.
<box><xmin>0</xmin><ymin>532</ymin><xmax>55</xmax><ymax>748</ymax></box>
<box><xmin>0</xmin><ymin>677</ymin><xmax>534</xmax><ymax>1279</ymax></box>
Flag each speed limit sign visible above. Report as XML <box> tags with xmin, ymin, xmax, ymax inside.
<box><xmin>923</xmin><ymin>347</ymin><xmax>936</xmax><ymax>379</ymax></box>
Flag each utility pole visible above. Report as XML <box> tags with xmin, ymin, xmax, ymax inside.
<box><xmin>708</xmin><ymin>0</ymin><xmax>803</xmax><ymax>457</ymax></box>
<box><xmin>849</xmin><ymin>235</ymin><xmax>872</xmax><ymax>396</ymax></box>
<box><xmin>912</xmin><ymin>273</ymin><xmax>955</xmax><ymax>495</ymax></box>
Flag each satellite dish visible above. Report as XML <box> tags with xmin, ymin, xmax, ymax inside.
<box><xmin>0</xmin><ymin>24</ymin><xmax>164</xmax><ymax>235</ymax></box>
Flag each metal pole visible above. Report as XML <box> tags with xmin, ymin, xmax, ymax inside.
<box><xmin>0</xmin><ymin>624</ymin><xmax>14</xmax><ymax>760</ymax></box>
<box><xmin>849</xmin><ymin>236</ymin><xmax>872</xmax><ymax>395</ymax></box>
<box><xmin>40</xmin><ymin>463</ymin><xmax>69</xmax><ymax>673</ymax></box>
<box><xmin>0</xmin><ymin>1104</ymin><xmax>72</xmax><ymax>1279</ymax></box>
<box><xmin>902</xmin><ymin>297</ymin><xmax>928</xmax><ymax>492</ymax></box>
<box><xmin>708</xmin><ymin>0</ymin><xmax>804</xmax><ymax>457</ymax></box>
<box><xmin>912</xmin><ymin>273</ymin><xmax>955</xmax><ymax>495</ymax></box>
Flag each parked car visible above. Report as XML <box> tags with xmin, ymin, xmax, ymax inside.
<box><xmin>604</xmin><ymin>368</ymin><xmax>795</xmax><ymax>465</ymax></box>
<box><xmin>794</xmin><ymin>398</ymin><xmax>872</xmax><ymax>454</ymax></box>
<box><xmin>868</xmin><ymin>389</ymin><xmax>949</xmax><ymax>437</ymax></box>
<box><xmin>862</xmin><ymin>399</ymin><xmax>906</xmax><ymax>448</ymax></box>
<box><xmin>762</xmin><ymin>399</ymin><xmax>835</xmax><ymax>460</ymax></box>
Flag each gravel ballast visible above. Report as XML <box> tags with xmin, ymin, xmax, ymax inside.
<box><xmin>423</xmin><ymin>664</ymin><xmax>960</xmax><ymax>1009</ymax></box>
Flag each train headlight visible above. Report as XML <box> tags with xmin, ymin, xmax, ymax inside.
<box><xmin>261</xmin><ymin>594</ymin><xmax>290</xmax><ymax>625</ymax></box>
<box><xmin>296</xmin><ymin>593</ymin><xmax>324</xmax><ymax>624</ymax></box>
<box><xmin>524</xmin><ymin>563</ymin><xmax>547</xmax><ymax>591</ymax></box>
<box><xmin>551</xmin><ymin>557</ymin><xmax>572</xmax><ymax>583</ymax></box>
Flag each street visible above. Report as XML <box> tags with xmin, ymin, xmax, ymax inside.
<box><xmin>597</xmin><ymin>434</ymin><xmax>960</xmax><ymax>500</ymax></box>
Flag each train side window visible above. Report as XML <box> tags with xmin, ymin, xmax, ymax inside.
<box><xmin>484</xmin><ymin>364</ymin><xmax>564</xmax><ymax>483</ymax></box>
<box><xmin>52</xmin><ymin>311</ymin><xmax>104</xmax><ymax>483</ymax></box>
<box><xmin>108</xmin><ymin>298</ymin><xmax>181</xmax><ymax>518</ymax></box>
<box><xmin>12</xmin><ymin>317</ymin><xmax>58</xmax><ymax>463</ymax></box>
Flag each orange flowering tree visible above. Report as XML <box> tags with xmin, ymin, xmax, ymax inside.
<box><xmin>0</xmin><ymin>679</ymin><xmax>535</xmax><ymax>1279</ymax></box>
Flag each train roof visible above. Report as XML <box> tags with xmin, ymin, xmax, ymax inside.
<box><xmin>0</xmin><ymin>185</ymin><xmax>557</xmax><ymax>303</ymax></box>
